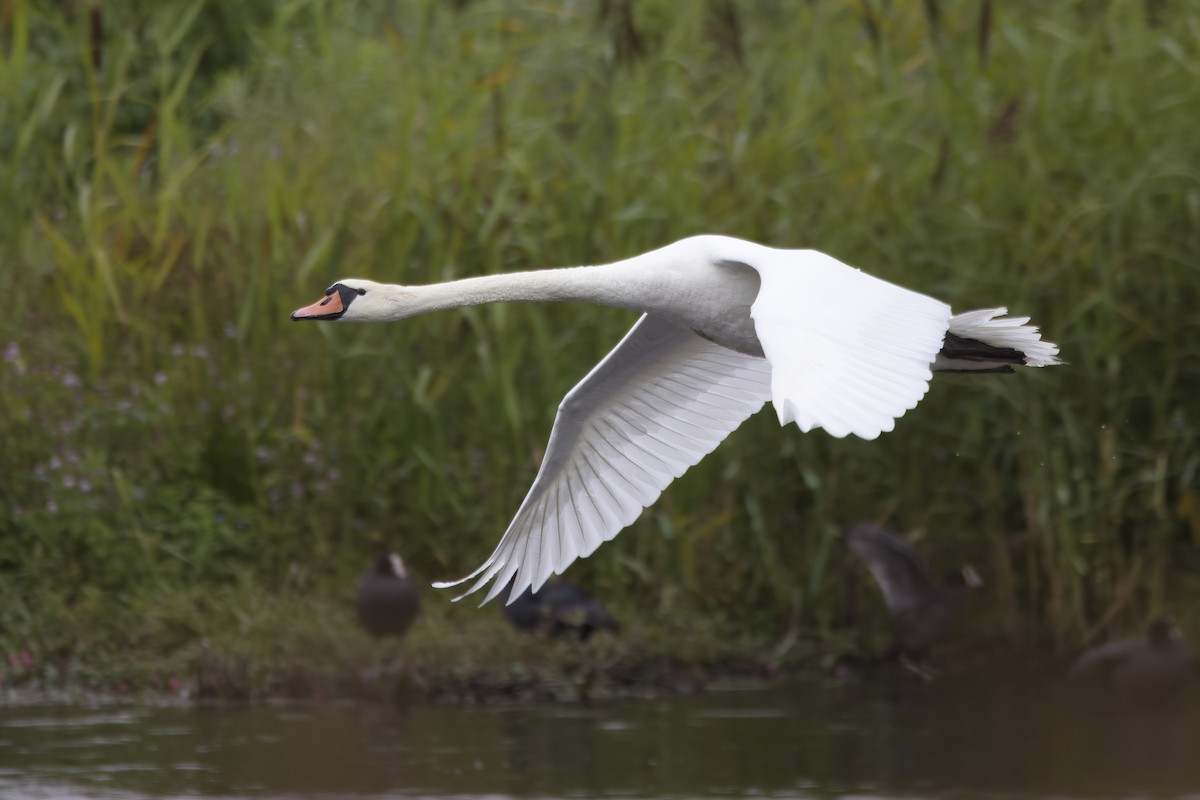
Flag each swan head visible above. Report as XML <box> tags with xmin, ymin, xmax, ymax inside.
<box><xmin>291</xmin><ymin>279</ymin><xmax>394</xmax><ymax>322</ymax></box>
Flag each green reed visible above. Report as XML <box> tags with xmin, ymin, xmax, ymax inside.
<box><xmin>1</xmin><ymin>0</ymin><xmax>1198</xmax><ymax>673</ymax></box>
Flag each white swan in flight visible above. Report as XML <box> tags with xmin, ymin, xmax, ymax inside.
<box><xmin>292</xmin><ymin>235</ymin><xmax>1060</xmax><ymax>604</ymax></box>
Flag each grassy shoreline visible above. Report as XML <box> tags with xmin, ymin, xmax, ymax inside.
<box><xmin>0</xmin><ymin>584</ymin><xmax>812</xmax><ymax>706</ymax></box>
<box><xmin>0</xmin><ymin>581</ymin><xmax>1077</xmax><ymax>709</ymax></box>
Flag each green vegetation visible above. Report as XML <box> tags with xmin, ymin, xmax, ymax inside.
<box><xmin>1</xmin><ymin>0</ymin><xmax>1198</xmax><ymax>698</ymax></box>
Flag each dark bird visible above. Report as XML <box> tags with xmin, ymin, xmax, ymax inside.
<box><xmin>501</xmin><ymin>579</ymin><xmax>619</xmax><ymax>641</ymax></box>
<box><xmin>1070</xmin><ymin>616</ymin><xmax>1194</xmax><ymax>705</ymax></box>
<box><xmin>844</xmin><ymin>522</ymin><xmax>983</xmax><ymax>676</ymax></box>
<box><xmin>829</xmin><ymin>652</ymin><xmax>874</xmax><ymax>681</ymax></box>
<box><xmin>355</xmin><ymin>553</ymin><xmax>421</xmax><ymax>640</ymax></box>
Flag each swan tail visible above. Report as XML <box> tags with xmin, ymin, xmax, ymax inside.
<box><xmin>934</xmin><ymin>307</ymin><xmax>1062</xmax><ymax>372</ymax></box>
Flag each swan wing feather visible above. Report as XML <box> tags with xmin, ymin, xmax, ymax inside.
<box><xmin>734</xmin><ymin>248</ymin><xmax>952</xmax><ymax>440</ymax></box>
<box><xmin>434</xmin><ymin>313</ymin><xmax>772</xmax><ymax>603</ymax></box>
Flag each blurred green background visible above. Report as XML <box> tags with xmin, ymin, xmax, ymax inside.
<box><xmin>1</xmin><ymin>0</ymin><xmax>1197</xmax><ymax>692</ymax></box>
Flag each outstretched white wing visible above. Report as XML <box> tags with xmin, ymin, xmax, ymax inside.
<box><xmin>735</xmin><ymin>248</ymin><xmax>952</xmax><ymax>440</ymax></box>
<box><xmin>435</xmin><ymin>313</ymin><xmax>772</xmax><ymax>603</ymax></box>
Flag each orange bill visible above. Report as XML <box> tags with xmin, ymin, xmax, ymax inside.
<box><xmin>291</xmin><ymin>290</ymin><xmax>343</xmax><ymax>320</ymax></box>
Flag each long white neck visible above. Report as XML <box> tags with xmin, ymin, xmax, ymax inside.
<box><xmin>338</xmin><ymin>236</ymin><xmax>768</xmax><ymax>324</ymax></box>
<box><xmin>359</xmin><ymin>261</ymin><xmax>656</xmax><ymax>323</ymax></box>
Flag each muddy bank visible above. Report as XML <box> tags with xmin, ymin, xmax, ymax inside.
<box><xmin>1</xmin><ymin>635</ymin><xmax>812</xmax><ymax>707</ymax></box>
<box><xmin>1</xmin><ymin>619</ymin><xmax>1064</xmax><ymax>708</ymax></box>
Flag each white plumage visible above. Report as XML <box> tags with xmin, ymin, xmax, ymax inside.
<box><xmin>453</xmin><ymin>315</ymin><xmax>773</xmax><ymax>603</ymax></box>
<box><xmin>291</xmin><ymin>235</ymin><xmax>1061</xmax><ymax>603</ymax></box>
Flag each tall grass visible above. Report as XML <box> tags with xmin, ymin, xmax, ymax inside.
<box><xmin>1</xmin><ymin>0</ymin><xmax>1198</xmax><ymax>668</ymax></box>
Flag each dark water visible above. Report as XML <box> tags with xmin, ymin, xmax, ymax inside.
<box><xmin>1</xmin><ymin>673</ymin><xmax>1198</xmax><ymax>799</ymax></box>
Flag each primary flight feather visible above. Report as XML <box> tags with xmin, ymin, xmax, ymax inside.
<box><xmin>291</xmin><ymin>235</ymin><xmax>1060</xmax><ymax>603</ymax></box>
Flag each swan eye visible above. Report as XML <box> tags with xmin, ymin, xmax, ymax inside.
<box><xmin>357</xmin><ymin>288</ymin><xmax>367</xmax><ymax>296</ymax></box>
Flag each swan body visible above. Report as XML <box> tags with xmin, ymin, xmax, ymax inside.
<box><xmin>293</xmin><ymin>235</ymin><xmax>1060</xmax><ymax>604</ymax></box>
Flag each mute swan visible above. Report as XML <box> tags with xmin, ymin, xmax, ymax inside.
<box><xmin>292</xmin><ymin>235</ymin><xmax>1060</xmax><ymax>604</ymax></box>
<box><xmin>844</xmin><ymin>522</ymin><xmax>983</xmax><ymax>675</ymax></box>
<box><xmin>1070</xmin><ymin>617</ymin><xmax>1193</xmax><ymax>705</ymax></box>
<box><xmin>355</xmin><ymin>553</ymin><xmax>422</xmax><ymax>640</ymax></box>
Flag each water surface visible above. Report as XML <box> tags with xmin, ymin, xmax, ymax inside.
<box><xmin>2</xmin><ymin>672</ymin><xmax>1197</xmax><ymax>799</ymax></box>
